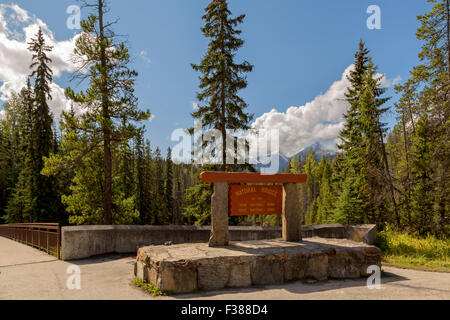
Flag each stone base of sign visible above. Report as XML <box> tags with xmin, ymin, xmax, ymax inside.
<box><xmin>209</xmin><ymin>182</ymin><xmax>229</xmax><ymax>247</ymax></box>
<box><xmin>135</xmin><ymin>238</ymin><xmax>381</xmax><ymax>294</ymax></box>
<box><xmin>282</xmin><ymin>183</ymin><xmax>301</xmax><ymax>242</ymax></box>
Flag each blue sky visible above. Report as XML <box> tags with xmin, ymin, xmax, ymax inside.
<box><xmin>0</xmin><ymin>0</ymin><xmax>432</xmax><ymax>156</ymax></box>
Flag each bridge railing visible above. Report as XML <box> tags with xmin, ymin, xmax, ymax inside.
<box><xmin>0</xmin><ymin>223</ymin><xmax>61</xmax><ymax>259</ymax></box>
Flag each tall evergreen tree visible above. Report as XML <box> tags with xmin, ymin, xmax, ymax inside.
<box><xmin>4</xmin><ymin>86</ymin><xmax>35</xmax><ymax>223</ymax></box>
<box><xmin>335</xmin><ymin>40</ymin><xmax>371</xmax><ymax>223</ymax></box>
<box><xmin>153</xmin><ymin>147</ymin><xmax>165</xmax><ymax>224</ymax></box>
<box><xmin>411</xmin><ymin>0</ymin><xmax>449</xmax><ymax>233</ymax></box>
<box><xmin>27</xmin><ymin>28</ymin><xmax>62</xmax><ymax>223</ymax></box>
<box><xmin>44</xmin><ymin>0</ymin><xmax>150</xmax><ymax>224</ymax></box>
<box><xmin>191</xmin><ymin>0</ymin><xmax>253</xmax><ymax>171</ymax></box>
<box><xmin>410</xmin><ymin>115</ymin><xmax>436</xmax><ymax>235</ymax></box>
<box><xmin>335</xmin><ymin>40</ymin><xmax>398</xmax><ymax>225</ymax></box>
<box><xmin>164</xmin><ymin>147</ymin><xmax>174</xmax><ymax>224</ymax></box>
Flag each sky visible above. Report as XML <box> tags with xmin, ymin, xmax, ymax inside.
<box><xmin>0</xmin><ymin>0</ymin><xmax>433</xmax><ymax>158</ymax></box>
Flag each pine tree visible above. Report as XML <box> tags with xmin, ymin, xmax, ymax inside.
<box><xmin>154</xmin><ymin>147</ymin><xmax>165</xmax><ymax>224</ymax></box>
<box><xmin>316</xmin><ymin>156</ymin><xmax>334</xmax><ymax>224</ymax></box>
<box><xmin>335</xmin><ymin>40</ymin><xmax>371</xmax><ymax>222</ymax></box>
<box><xmin>28</xmin><ymin>28</ymin><xmax>62</xmax><ymax>223</ymax></box>
<box><xmin>134</xmin><ymin>131</ymin><xmax>146</xmax><ymax>224</ymax></box>
<box><xmin>359</xmin><ymin>64</ymin><xmax>399</xmax><ymax>226</ymax></box>
<box><xmin>3</xmin><ymin>86</ymin><xmax>35</xmax><ymax>222</ymax></box>
<box><xmin>164</xmin><ymin>147</ymin><xmax>174</xmax><ymax>224</ymax></box>
<box><xmin>191</xmin><ymin>0</ymin><xmax>253</xmax><ymax>171</ymax></box>
<box><xmin>0</xmin><ymin>121</ymin><xmax>7</xmax><ymax>222</ymax></box>
<box><xmin>410</xmin><ymin>115</ymin><xmax>436</xmax><ymax>235</ymax></box>
<box><xmin>44</xmin><ymin>0</ymin><xmax>150</xmax><ymax>224</ymax></box>
<box><xmin>338</xmin><ymin>40</ymin><xmax>369</xmax><ymax>159</ymax></box>
<box><xmin>411</xmin><ymin>0</ymin><xmax>449</xmax><ymax>234</ymax></box>
<box><xmin>302</xmin><ymin>148</ymin><xmax>318</xmax><ymax>224</ymax></box>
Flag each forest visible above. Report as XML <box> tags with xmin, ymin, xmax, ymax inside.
<box><xmin>0</xmin><ymin>0</ymin><xmax>448</xmax><ymax>247</ymax></box>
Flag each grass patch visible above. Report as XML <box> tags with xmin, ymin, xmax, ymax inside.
<box><xmin>376</xmin><ymin>229</ymin><xmax>450</xmax><ymax>272</ymax></box>
<box><xmin>134</xmin><ymin>277</ymin><xmax>167</xmax><ymax>296</ymax></box>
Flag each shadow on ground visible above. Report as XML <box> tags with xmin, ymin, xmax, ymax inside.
<box><xmin>171</xmin><ymin>270</ymin><xmax>409</xmax><ymax>299</ymax></box>
<box><xmin>67</xmin><ymin>253</ymin><xmax>136</xmax><ymax>266</ymax></box>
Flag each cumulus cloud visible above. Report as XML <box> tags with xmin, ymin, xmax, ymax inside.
<box><xmin>250</xmin><ymin>65</ymin><xmax>398</xmax><ymax>157</ymax></box>
<box><xmin>0</xmin><ymin>4</ymin><xmax>80</xmax><ymax>117</ymax></box>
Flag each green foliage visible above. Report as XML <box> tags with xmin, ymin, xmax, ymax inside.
<box><xmin>134</xmin><ymin>277</ymin><xmax>167</xmax><ymax>296</ymax></box>
<box><xmin>43</xmin><ymin>0</ymin><xmax>150</xmax><ymax>225</ymax></box>
<box><xmin>183</xmin><ymin>182</ymin><xmax>213</xmax><ymax>226</ymax></box>
<box><xmin>387</xmin><ymin>0</ymin><xmax>449</xmax><ymax>236</ymax></box>
<box><xmin>0</xmin><ymin>0</ymin><xmax>447</xmax><ymax>242</ymax></box>
<box><xmin>2</xmin><ymin>29</ymin><xmax>64</xmax><ymax>224</ymax></box>
<box><xmin>376</xmin><ymin>227</ymin><xmax>450</xmax><ymax>271</ymax></box>
<box><xmin>164</xmin><ymin>148</ymin><xmax>174</xmax><ymax>224</ymax></box>
<box><xmin>191</xmin><ymin>0</ymin><xmax>253</xmax><ymax>171</ymax></box>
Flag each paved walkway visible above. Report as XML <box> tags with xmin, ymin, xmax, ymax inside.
<box><xmin>0</xmin><ymin>236</ymin><xmax>449</xmax><ymax>300</ymax></box>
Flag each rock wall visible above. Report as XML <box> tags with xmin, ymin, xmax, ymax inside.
<box><xmin>61</xmin><ymin>224</ymin><xmax>377</xmax><ymax>260</ymax></box>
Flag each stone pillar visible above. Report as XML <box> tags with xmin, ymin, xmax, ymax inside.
<box><xmin>282</xmin><ymin>183</ymin><xmax>302</xmax><ymax>242</ymax></box>
<box><xmin>209</xmin><ymin>182</ymin><xmax>229</xmax><ymax>247</ymax></box>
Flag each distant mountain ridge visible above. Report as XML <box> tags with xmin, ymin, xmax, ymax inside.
<box><xmin>254</xmin><ymin>142</ymin><xmax>336</xmax><ymax>173</ymax></box>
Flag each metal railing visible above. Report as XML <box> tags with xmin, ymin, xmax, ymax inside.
<box><xmin>0</xmin><ymin>223</ymin><xmax>61</xmax><ymax>259</ymax></box>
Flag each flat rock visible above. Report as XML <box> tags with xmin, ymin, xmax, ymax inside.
<box><xmin>135</xmin><ymin>237</ymin><xmax>382</xmax><ymax>294</ymax></box>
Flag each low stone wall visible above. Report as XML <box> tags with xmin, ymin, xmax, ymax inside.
<box><xmin>61</xmin><ymin>225</ymin><xmax>281</xmax><ymax>260</ymax></box>
<box><xmin>61</xmin><ymin>224</ymin><xmax>377</xmax><ymax>260</ymax></box>
<box><xmin>303</xmin><ymin>224</ymin><xmax>377</xmax><ymax>245</ymax></box>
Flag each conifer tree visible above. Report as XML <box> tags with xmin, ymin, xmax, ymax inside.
<box><xmin>411</xmin><ymin>0</ymin><xmax>449</xmax><ymax>233</ymax></box>
<box><xmin>43</xmin><ymin>0</ymin><xmax>150</xmax><ymax>224</ymax></box>
<box><xmin>164</xmin><ymin>147</ymin><xmax>174</xmax><ymax>224</ymax></box>
<box><xmin>28</xmin><ymin>28</ymin><xmax>62</xmax><ymax>223</ymax></box>
<box><xmin>410</xmin><ymin>115</ymin><xmax>436</xmax><ymax>235</ymax></box>
<box><xmin>4</xmin><ymin>86</ymin><xmax>35</xmax><ymax>222</ymax></box>
<box><xmin>153</xmin><ymin>147</ymin><xmax>165</xmax><ymax>224</ymax></box>
<box><xmin>191</xmin><ymin>0</ymin><xmax>253</xmax><ymax>171</ymax></box>
<box><xmin>335</xmin><ymin>41</ymin><xmax>371</xmax><ymax>222</ymax></box>
<box><xmin>358</xmin><ymin>64</ymin><xmax>399</xmax><ymax>226</ymax></box>
<box><xmin>335</xmin><ymin>40</ymin><xmax>398</xmax><ymax>225</ymax></box>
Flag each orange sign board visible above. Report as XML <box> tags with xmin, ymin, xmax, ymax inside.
<box><xmin>229</xmin><ymin>185</ymin><xmax>283</xmax><ymax>216</ymax></box>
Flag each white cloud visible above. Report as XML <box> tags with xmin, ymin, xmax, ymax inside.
<box><xmin>0</xmin><ymin>4</ymin><xmax>80</xmax><ymax>117</ymax></box>
<box><xmin>139</xmin><ymin>50</ymin><xmax>151</xmax><ymax>64</ymax></box>
<box><xmin>251</xmin><ymin>65</ymin><xmax>396</xmax><ymax>157</ymax></box>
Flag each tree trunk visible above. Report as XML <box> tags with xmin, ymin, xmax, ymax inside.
<box><xmin>99</xmin><ymin>0</ymin><xmax>113</xmax><ymax>225</ymax></box>
<box><xmin>401</xmin><ymin>112</ymin><xmax>412</xmax><ymax>227</ymax></box>
<box><xmin>378</xmin><ymin>123</ymin><xmax>401</xmax><ymax>228</ymax></box>
<box><xmin>446</xmin><ymin>0</ymin><xmax>450</xmax><ymax>80</ymax></box>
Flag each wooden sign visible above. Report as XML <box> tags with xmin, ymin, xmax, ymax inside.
<box><xmin>229</xmin><ymin>185</ymin><xmax>283</xmax><ymax>216</ymax></box>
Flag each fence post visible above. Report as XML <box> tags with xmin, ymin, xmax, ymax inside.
<box><xmin>57</xmin><ymin>225</ymin><xmax>60</xmax><ymax>260</ymax></box>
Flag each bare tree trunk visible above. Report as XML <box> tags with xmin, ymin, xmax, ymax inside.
<box><xmin>446</xmin><ymin>0</ymin><xmax>450</xmax><ymax>79</ymax></box>
<box><xmin>401</xmin><ymin>112</ymin><xmax>412</xmax><ymax>227</ymax></box>
<box><xmin>378</xmin><ymin>124</ymin><xmax>401</xmax><ymax>228</ymax></box>
<box><xmin>99</xmin><ymin>0</ymin><xmax>112</xmax><ymax>225</ymax></box>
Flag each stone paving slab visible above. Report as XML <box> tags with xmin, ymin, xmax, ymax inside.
<box><xmin>135</xmin><ymin>238</ymin><xmax>382</xmax><ymax>294</ymax></box>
